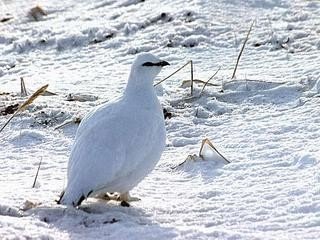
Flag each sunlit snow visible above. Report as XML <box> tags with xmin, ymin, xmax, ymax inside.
<box><xmin>1</xmin><ymin>0</ymin><xmax>320</xmax><ymax>239</ymax></box>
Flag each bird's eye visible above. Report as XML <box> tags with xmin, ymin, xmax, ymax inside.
<box><xmin>142</xmin><ymin>62</ymin><xmax>155</xmax><ymax>66</ymax></box>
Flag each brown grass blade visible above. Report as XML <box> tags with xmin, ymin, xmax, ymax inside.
<box><xmin>200</xmin><ymin>67</ymin><xmax>221</xmax><ymax>96</ymax></box>
<box><xmin>181</xmin><ymin>79</ymin><xmax>220</xmax><ymax>88</ymax></box>
<box><xmin>19</xmin><ymin>84</ymin><xmax>48</xmax><ymax>111</ymax></box>
<box><xmin>190</xmin><ymin>60</ymin><xmax>194</xmax><ymax>96</ymax></box>
<box><xmin>32</xmin><ymin>158</ymin><xmax>42</xmax><ymax>188</ymax></box>
<box><xmin>20</xmin><ymin>77</ymin><xmax>27</xmax><ymax>97</ymax></box>
<box><xmin>231</xmin><ymin>21</ymin><xmax>254</xmax><ymax>79</ymax></box>
<box><xmin>199</xmin><ymin>138</ymin><xmax>231</xmax><ymax>164</ymax></box>
<box><xmin>0</xmin><ymin>84</ymin><xmax>49</xmax><ymax>133</ymax></box>
<box><xmin>154</xmin><ymin>61</ymin><xmax>191</xmax><ymax>87</ymax></box>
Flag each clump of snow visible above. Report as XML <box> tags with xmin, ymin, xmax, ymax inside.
<box><xmin>9</xmin><ymin>129</ymin><xmax>45</xmax><ymax>146</ymax></box>
<box><xmin>311</xmin><ymin>79</ymin><xmax>320</xmax><ymax>93</ymax></box>
<box><xmin>294</xmin><ymin>153</ymin><xmax>318</xmax><ymax>169</ymax></box>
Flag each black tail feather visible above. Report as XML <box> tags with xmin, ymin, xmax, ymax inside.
<box><xmin>56</xmin><ymin>190</ymin><xmax>92</xmax><ymax>207</ymax></box>
<box><xmin>56</xmin><ymin>190</ymin><xmax>65</xmax><ymax>204</ymax></box>
<box><xmin>76</xmin><ymin>195</ymin><xmax>85</xmax><ymax>207</ymax></box>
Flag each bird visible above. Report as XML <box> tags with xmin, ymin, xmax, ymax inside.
<box><xmin>57</xmin><ymin>52</ymin><xmax>169</xmax><ymax>207</ymax></box>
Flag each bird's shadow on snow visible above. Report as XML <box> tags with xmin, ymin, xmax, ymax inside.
<box><xmin>26</xmin><ymin>201</ymin><xmax>174</xmax><ymax>239</ymax></box>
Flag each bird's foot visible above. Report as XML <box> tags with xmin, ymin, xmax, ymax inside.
<box><xmin>117</xmin><ymin>192</ymin><xmax>141</xmax><ymax>202</ymax></box>
<box><xmin>96</xmin><ymin>192</ymin><xmax>140</xmax><ymax>203</ymax></box>
<box><xmin>96</xmin><ymin>192</ymin><xmax>118</xmax><ymax>201</ymax></box>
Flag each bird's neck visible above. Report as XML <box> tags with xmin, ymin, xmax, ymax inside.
<box><xmin>124</xmin><ymin>71</ymin><xmax>156</xmax><ymax>102</ymax></box>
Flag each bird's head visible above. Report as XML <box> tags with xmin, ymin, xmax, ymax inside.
<box><xmin>130</xmin><ymin>52</ymin><xmax>170</xmax><ymax>83</ymax></box>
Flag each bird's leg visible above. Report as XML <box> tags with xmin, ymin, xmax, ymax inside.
<box><xmin>117</xmin><ymin>192</ymin><xmax>141</xmax><ymax>202</ymax></box>
<box><xmin>118</xmin><ymin>192</ymin><xmax>138</xmax><ymax>207</ymax></box>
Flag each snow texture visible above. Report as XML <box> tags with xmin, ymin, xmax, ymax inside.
<box><xmin>1</xmin><ymin>0</ymin><xmax>320</xmax><ymax>239</ymax></box>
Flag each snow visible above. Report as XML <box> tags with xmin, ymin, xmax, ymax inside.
<box><xmin>1</xmin><ymin>0</ymin><xmax>320</xmax><ymax>239</ymax></box>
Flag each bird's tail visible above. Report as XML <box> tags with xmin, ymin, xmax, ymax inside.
<box><xmin>56</xmin><ymin>190</ymin><xmax>65</xmax><ymax>205</ymax></box>
<box><xmin>56</xmin><ymin>188</ymin><xmax>86</xmax><ymax>207</ymax></box>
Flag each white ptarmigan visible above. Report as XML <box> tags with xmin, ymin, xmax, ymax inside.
<box><xmin>58</xmin><ymin>53</ymin><xmax>169</xmax><ymax>207</ymax></box>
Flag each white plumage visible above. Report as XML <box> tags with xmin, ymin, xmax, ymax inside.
<box><xmin>58</xmin><ymin>53</ymin><xmax>169</xmax><ymax>207</ymax></box>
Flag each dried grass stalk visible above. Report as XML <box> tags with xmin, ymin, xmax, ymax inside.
<box><xmin>54</xmin><ymin>117</ymin><xmax>82</xmax><ymax>130</ymax></box>
<box><xmin>0</xmin><ymin>84</ymin><xmax>49</xmax><ymax>133</ymax></box>
<box><xmin>190</xmin><ymin>60</ymin><xmax>194</xmax><ymax>96</ymax></box>
<box><xmin>154</xmin><ymin>61</ymin><xmax>191</xmax><ymax>87</ymax></box>
<box><xmin>200</xmin><ymin>67</ymin><xmax>221</xmax><ymax>96</ymax></box>
<box><xmin>20</xmin><ymin>77</ymin><xmax>27</xmax><ymax>97</ymax></box>
<box><xmin>231</xmin><ymin>21</ymin><xmax>254</xmax><ymax>79</ymax></box>
<box><xmin>32</xmin><ymin>158</ymin><xmax>42</xmax><ymax>188</ymax></box>
<box><xmin>199</xmin><ymin>138</ymin><xmax>230</xmax><ymax>164</ymax></box>
<box><xmin>181</xmin><ymin>79</ymin><xmax>219</xmax><ymax>88</ymax></box>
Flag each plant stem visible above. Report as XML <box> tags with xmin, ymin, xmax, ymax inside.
<box><xmin>231</xmin><ymin>21</ymin><xmax>254</xmax><ymax>79</ymax></box>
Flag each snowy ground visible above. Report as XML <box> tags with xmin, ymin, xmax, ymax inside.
<box><xmin>1</xmin><ymin>0</ymin><xmax>320</xmax><ymax>239</ymax></box>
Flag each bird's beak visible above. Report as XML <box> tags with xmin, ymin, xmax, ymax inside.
<box><xmin>158</xmin><ymin>61</ymin><xmax>170</xmax><ymax>67</ymax></box>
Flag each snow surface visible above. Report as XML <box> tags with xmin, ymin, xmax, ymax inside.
<box><xmin>1</xmin><ymin>0</ymin><xmax>320</xmax><ymax>239</ymax></box>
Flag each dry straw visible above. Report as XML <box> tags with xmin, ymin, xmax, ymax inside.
<box><xmin>0</xmin><ymin>84</ymin><xmax>49</xmax><ymax>133</ymax></box>
<box><xmin>32</xmin><ymin>158</ymin><xmax>42</xmax><ymax>188</ymax></box>
<box><xmin>199</xmin><ymin>138</ymin><xmax>230</xmax><ymax>164</ymax></box>
<box><xmin>154</xmin><ymin>60</ymin><xmax>220</xmax><ymax>97</ymax></box>
<box><xmin>231</xmin><ymin>21</ymin><xmax>254</xmax><ymax>79</ymax></box>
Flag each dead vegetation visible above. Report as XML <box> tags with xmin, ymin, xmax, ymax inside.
<box><xmin>29</xmin><ymin>6</ymin><xmax>47</xmax><ymax>21</ymax></box>
<box><xmin>0</xmin><ymin>84</ymin><xmax>48</xmax><ymax>133</ymax></box>
<box><xmin>173</xmin><ymin>138</ymin><xmax>230</xmax><ymax>169</ymax></box>
<box><xmin>20</xmin><ymin>77</ymin><xmax>28</xmax><ymax>97</ymax></box>
<box><xmin>232</xmin><ymin>21</ymin><xmax>254</xmax><ymax>79</ymax></box>
<box><xmin>1</xmin><ymin>104</ymin><xmax>19</xmax><ymax>116</ymax></box>
<box><xmin>154</xmin><ymin>60</ymin><xmax>221</xmax><ymax>97</ymax></box>
<box><xmin>155</xmin><ymin>20</ymin><xmax>255</xmax><ymax>95</ymax></box>
<box><xmin>32</xmin><ymin>158</ymin><xmax>42</xmax><ymax>188</ymax></box>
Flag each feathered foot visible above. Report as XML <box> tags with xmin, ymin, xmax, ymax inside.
<box><xmin>96</xmin><ymin>192</ymin><xmax>140</xmax><ymax>202</ymax></box>
<box><xmin>117</xmin><ymin>192</ymin><xmax>140</xmax><ymax>202</ymax></box>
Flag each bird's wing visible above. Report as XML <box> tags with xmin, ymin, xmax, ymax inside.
<box><xmin>66</xmin><ymin>103</ymin><xmax>162</xmax><ymax>195</ymax></box>
<box><xmin>75</xmin><ymin>97</ymin><xmax>121</xmax><ymax>139</ymax></box>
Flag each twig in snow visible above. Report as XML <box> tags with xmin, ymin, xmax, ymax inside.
<box><xmin>172</xmin><ymin>138</ymin><xmax>230</xmax><ymax>169</ymax></box>
<box><xmin>200</xmin><ymin>67</ymin><xmax>221</xmax><ymax>96</ymax></box>
<box><xmin>0</xmin><ymin>84</ymin><xmax>49</xmax><ymax>133</ymax></box>
<box><xmin>199</xmin><ymin>138</ymin><xmax>230</xmax><ymax>164</ymax></box>
<box><xmin>32</xmin><ymin>158</ymin><xmax>42</xmax><ymax>188</ymax></box>
<box><xmin>190</xmin><ymin>60</ymin><xmax>194</xmax><ymax>96</ymax></box>
<box><xmin>231</xmin><ymin>21</ymin><xmax>254</xmax><ymax>79</ymax></box>
<box><xmin>154</xmin><ymin>61</ymin><xmax>191</xmax><ymax>87</ymax></box>
<box><xmin>20</xmin><ymin>77</ymin><xmax>27</xmax><ymax>97</ymax></box>
<box><xmin>54</xmin><ymin>117</ymin><xmax>82</xmax><ymax>130</ymax></box>
<box><xmin>180</xmin><ymin>79</ymin><xmax>219</xmax><ymax>88</ymax></box>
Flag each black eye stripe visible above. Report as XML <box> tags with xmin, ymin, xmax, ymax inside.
<box><xmin>142</xmin><ymin>61</ymin><xmax>170</xmax><ymax>67</ymax></box>
<box><xmin>142</xmin><ymin>62</ymin><xmax>155</xmax><ymax>66</ymax></box>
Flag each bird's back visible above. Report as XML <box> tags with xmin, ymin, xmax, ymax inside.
<box><xmin>65</xmin><ymin>95</ymin><xmax>165</xmax><ymax>199</ymax></box>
